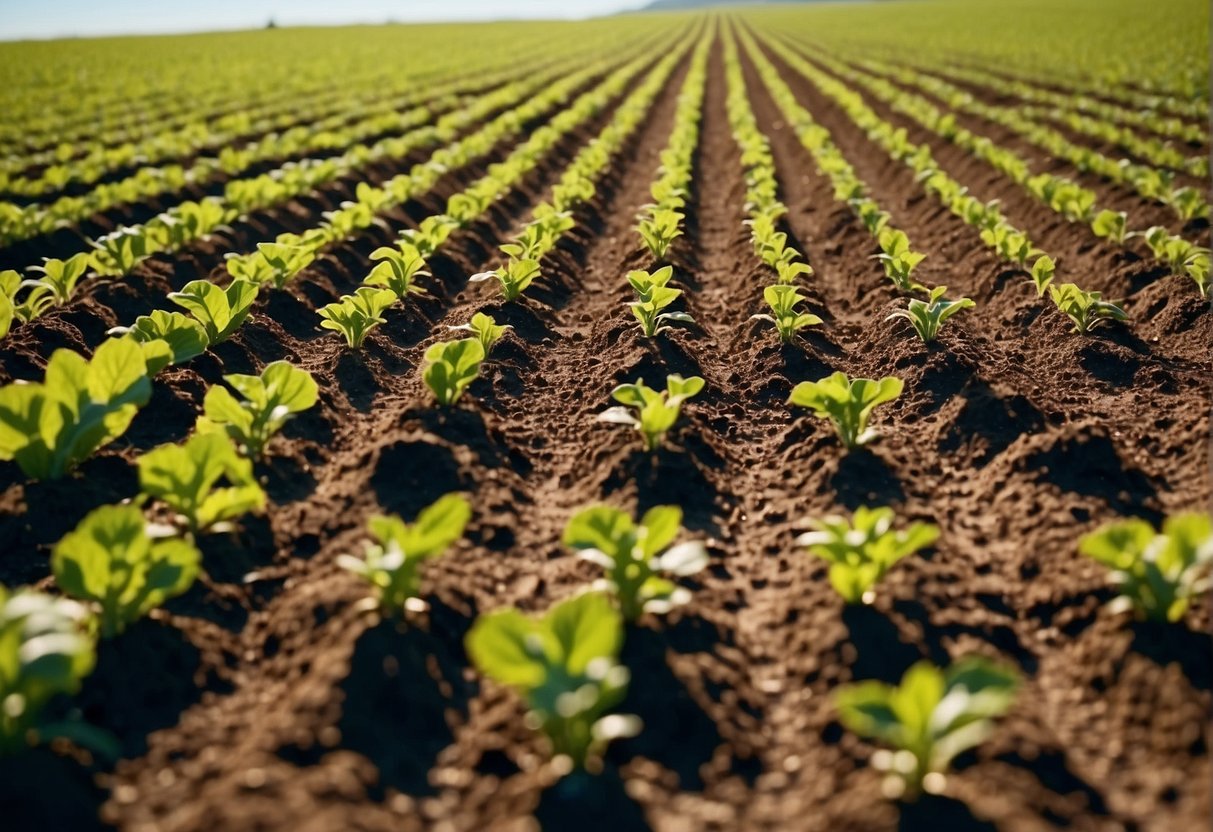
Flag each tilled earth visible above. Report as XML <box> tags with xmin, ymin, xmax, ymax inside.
<box><xmin>0</xmin><ymin>27</ymin><xmax>1209</xmax><ymax>832</ymax></box>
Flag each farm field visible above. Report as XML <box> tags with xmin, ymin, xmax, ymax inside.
<box><xmin>0</xmin><ymin>0</ymin><xmax>1209</xmax><ymax>829</ymax></box>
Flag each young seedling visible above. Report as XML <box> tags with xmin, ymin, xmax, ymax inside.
<box><xmin>447</xmin><ymin>311</ymin><xmax>511</xmax><ymax>355</ymax></box>
<box><xmin>52</xmin><ymin>504</ymin><xmax>201</xmax><ymax>638</ymax></box>
<box><xmin>136</xmin><ymin>432</ymin><xmax>266</xmax><ymax>534</ymax></box>
<box><xmin>255</xmin><ymin>242</ymin><xmax>315</xmax><ymax>289</ymax></box>
<box><xmin>90</xmin><ymin>227</ymin><xmax>151</xmax><ymax>276</ymax></box>
<box><xmin>196</xmin><ymin>360</ymin><xmax>319</xmax><ymax>457</ymax></box>
<box><xmin>797</xmin><ymin>506</ymin><xmax>938</xmax><ymax>603</ymax></box>
<box><xmin>108</xmin><ymin>310</ymin><xmax>209</xmax><ymax>374</ymax></box>
<box><xmin>598</xmin><ymin>374</ymin><xmax>704</xmax><ymax>452</ymax></box>
<box><xmin>1028</xmin><ymin>255</ymin><xmax>1055</xmax><ymax>297</ymax></box>
<box><xmin>465</xmin><ymin>591</ymin><xmax>640</xmax><ymax>774</ymax></box>
<box><xmin>873</xmin><ymin>229</ymin><xmax>927</xmax><ymax>292</ymax></box>
<box><xmin>1047</xmin><ymin>283</ymin><xmax>1128</xmax><ymax>334</ymax></box>
<box><xmin>469</xmin><ymin>258</ymin><xmax>541</xmax><ymax>302</ymax></box>
<box><xmin>1078</xmin><ymin>512</ymin><xmax>1213</xmax><ymax>622</ymax></box>
<box><xmin>751</xmin><ymin>284</ymin><xmax>823</xmax><ymax>343</ymax></box>
<box><xmin>627</xmin><ymin>266</ymin><xmax>695</xmax><ymax>337</ymax></box>
<box><xmin>0</xmin><ymin>586</ymin><xmax>97</xmax><ymax>756</ymax></box>
<box><xmin>338</xmin><ymin>494</ymin><xmax>471</xmax><ymax>614</ymax></box>
<box><xmin>834</xmin><ymin>657</ymin><xmax>1020</xmax><ymax>800</ymax></box>
<box><xmin>563</xmin><ymin>504</ymin><xmax>708</xmax><ymax>620</ymax></box>
<box><xmin>885</xmin><ymin>285</ymin><xmax>974</xmax><ymax>343</ymax></box>
<box><xmin>317</xmin><ymin>286</ymin><xmax>397</xmax><ymax>349</ymax></box>
<box><xmin>788</xmin><ymin>371</ymin><xmax>903</xmax><ymax>450</ymax></box>
<box><xmin>168</xmin><ymin>279</ymin><xmax>259</xmax><ymax>345</ymax></box>
<box><xmin>19</xmin><ymin>252</ymin><xmax>91</xmax><ymax>307</ymax></box>
<box><xmin>421</xmin><ymin>338</ymin><xmax>485</xmax><ymax>406</ymax></box>
<box><xmin>637</xmin><ymin>208</ymin><xmax>685</xmax><ymax>260</ymax></box>
<box><xmin>365</xmin><ymin>243</ymin><xmax>430</xmax><ymax>298</ymax></box>
<box><xmin>0</xmin><ymin>337</ymin><xmax>152</xmax><ymax>480</ymax></box>
<box><xmin>1090</xmin><ymin>209</ymin><xmax>1128</xmax><ymax>245</ymax></box>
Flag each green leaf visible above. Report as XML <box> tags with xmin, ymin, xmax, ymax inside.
<box><xmin>51</xmin><ymin>505</ymin><xmax>200</xmax><ymax>638</ymax></box>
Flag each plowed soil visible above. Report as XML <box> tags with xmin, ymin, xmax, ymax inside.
<box><xmin>0</xmin><ymin>26</ymin><xmax>1209</xmax><ymax>832</ymax></box>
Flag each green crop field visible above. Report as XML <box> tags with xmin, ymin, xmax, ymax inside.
<box><xmin>0</xmin><ymin>0</ymin><xmax>1209</xmax><ymax>829</ymax></box>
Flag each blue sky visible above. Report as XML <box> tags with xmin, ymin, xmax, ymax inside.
<box><xmin>2</xmin><ymin>0</ymin><xmax>644</xmax><ymax>40</ymax></box>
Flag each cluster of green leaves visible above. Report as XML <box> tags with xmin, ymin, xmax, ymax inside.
<box><xmin>564</xmin><ymin>505</ymin><xmax>708</xmax><ymax>621</ymax></box>
<box><xmin>421</xmin><ymin>338</ymin><xmax>485</xmax><ymax>406</ymax></box>
<box><xmin>886</xmin><ymin>286</ymin><xmax>974</xmax><ymax>343</ymax></box>
<box><xmin>338</xmin><ymin>494</ymin><xmax>471</xmax><ymax>614</ymax></box>
<box><xmin>1079</xmin><ymin>512</ymin><xmax>1212</xmax><ymax>622</ymax></box>
<box><xmin>52</xmin><ymin>505</ymin><xmax>201</xmax><ymax>638</ymax></box>
<box><xmin>318</xmin><ymin>286</ymin><xmax>396</xmax><ymax>348</ymax></box>
<box><xmin>627</xmin><ymin>266</ymin><xmax>695</xmax><ymax>337</ymax></box>
<box><xmin>167</xmin><ymin>279</ymin><xmax>259</xmax><ymax>345</ymax></box>
<box><xmin>789</xmin><ymin>371</ymin><xmax>903</xmax><ymax>450</ymax></box>
<box><xmin>0</xmin><ymin>586</ymin><xmax>97</xmax><ymax>756</ymax></box>
<box><xmin>1139</xmin><ymin>226</ymin><xmax>1211</xmax><ymax>297</ymax></box>
<box><xmin>196</xmin><ymin>361</ymin><xmax>319</xmax><ymax>457</ymax></box>
<box><xmin>466</xmin><ymin>592</ymin><xmax>639</xmax><ymax>773</ymax></box>
<box><xmin>635</xmin><ymin>37</ymin><xmax>709</xmax><ymax>260</ymax></box>
<box><xmin>136</xmin><ymin>432</ymin><xmax>266</xmax><ymax>535</ymax></box>
<box><xmin>1047</xmin><ymin>283</ymin><xmax>1128</xmax><ymax>334</ymax></box>
<box><xmin>447</xmin><ymin>312</ymin><xmax>512</xmax><ymax>355</ymax></box>
<box><xmin>109</xmin><ymin>310</ymin><xmax>210</xmax><ymax>375</ymax></box>
<box><xmin>835</xmin><ymin>657</ymin><xmax>1020</xmax><ymax>799</ymax></box>
<box><xmin>598</xmin><ymin>374</ymin><xmax>704</xmax><ymax>453</ymax></box>
<box><xmin>750</xmin><ymin>284</ymin><xmax>822</xmax><ymax>344</ymax></box>
<box><xmin>797</xmin><ymin>507</ymin><xmax>938</xmax><ymax>603</ymax></box>
<box><xmin>0</xmin><ymin>337</ymin><xmax>152</xmax><ymax>479</ymax></box>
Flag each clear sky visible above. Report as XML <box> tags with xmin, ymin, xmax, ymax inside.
<box><xmin>1</xmin><ymin>0</ymin><xmax>645</xmax><ymax>40</ymax></box>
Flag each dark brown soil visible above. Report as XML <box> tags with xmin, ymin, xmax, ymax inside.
<box><xmin>0</xmin><ymin>21</ymin><xmax>1208</xmax><ymax>832</ymax></box>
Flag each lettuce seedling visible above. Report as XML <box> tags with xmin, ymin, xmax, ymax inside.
<box><xmin>598</xmin><ymin>374</ymin><xmax>704</xmax><ymax>452</ymax></box>
<box><xmin>469</xmin><ymin>258</ymin><xmax>541</xmax><ymax>302</ymax></box>
<box><xmin>886</xmin><ymin>285</ymin><xmax>974</xmax><ymax>343</ymax></box>
<box><xmin>1047</xmin><ymin>283</ymin><xmax>1128</xmax><ymax>334</ymax></box>
<box><xmin>90</xmin><ymin>227</ymin><xmax>151</xmax><ymax>276</ymax></box>
<box><xmin>465</xmin><ymin>591</ymin><xmax>640</xmax><ymax>773</ymax></box>
<box><xmin>422</xmin><ymin>338</ymin><xmax>485</xmax><ymax>406</ymax></box>
<box><xmin>0</xmin><ymin>337</ymin><xmax>152</xmax><ymax>479</ymax></box>
<box><xmin>797</xmin><ymin>506</ymin><xmax>938</xmax><ymax>603</ymax></box>
<box><xmin>168</xmin><ymin>279</ymin><xmax>259</xmax><ymax>345</ymax></box>
<box><xmin>874</xmin><ymin>229</ymin><xmax>927</xmax><ymax>292</ymax></box>
<box><xmin>1079</xmin><ymin>512</ymin><xmax>1213</xmax><ymax>622</ymax></box>
<box><xmin>1090</xmin><ymin>209</ymin><xmax>1128</xmax><ymax>245</ymax></box>
<box><xmin>108</xmin><ymin>310</ymin><xmax>209</xmax><ymax>374</ymax></box>
<box><xmin>447</xmin><ymin>311</ymin><xmax>511</xmax><ymax>355</ymax></box>
<box><xmin>137</xmin><ymin>432</ymin><xmax>266</xmax><ymax>534</ymax></box>
<box><xmin>318</xmin><ymin>286</ymin><xmax>396</xmax><ymax>348</ymax></box>
<box><xmin>1167</xmin><ymin>186</ymin><xmax>1209</xmax><ymax>221</ymax></box>
<box><xmin>337</xmin><ymin>494</ymin><xmax>471</xmax><ymax>614</ymax></box>
<box><xmin>627</xmin><ymin>266</ymin><xmax>695</xmax><ymax>337</ymax></box>
<box><xmin>52</xmin><ymin>504</ymin><xmax>200</xmax><ymax>638</ymax></box>
<box><xmin>564</xmin><ymin>504</ymin><xmax>708</xmax><ymax>620</ymax></box>
<box><xmin>196</xmin><ymin>360</ymin><xmax>318</xmax><ymax>457</ymax></box>
<box><xmin>19</xmin><ymin>252</ymin><xmax>91</xmax><ymax>307</ymax></box>
<box><xmin>255</xmin><ymin>242</ymin><xmax>315</xmax><ymax>289</ymax></box>
<box><xmin>0</xmin><ymin>586</ymin><xmax>97</xmax><ymax>755</ymax></box>
<box><xmin>1029</xmin><ymin>255</ymin><xmax>1055</xmax><ymax>297</ymax></box>
<box><xmin>637</xmin><ymin>208</ymin><xmax>685</xmax><ymax>260</ymax></box>
<box><xmin>788</xmin><ymin>371</ymin><xmax>903</xmax><ymax>450</ymax></box>
<box><xmin>365</xmin><ymin>244</ymin><xmax>430</xmax><ymax>298</ymax></box>
<box><xmin>751</xmin><ymin>284</ymin><xmax>822</xmax><ymax>343</ymax></box>
<box><xmin>834</xmin><ymin>657</ymin><xmax>1020</xmax><ymax>799</ymax></box>
<box><xmin>399</xmin><ymin>215</ymin><xmax>457</xmax><ymax>258</ymax></box>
